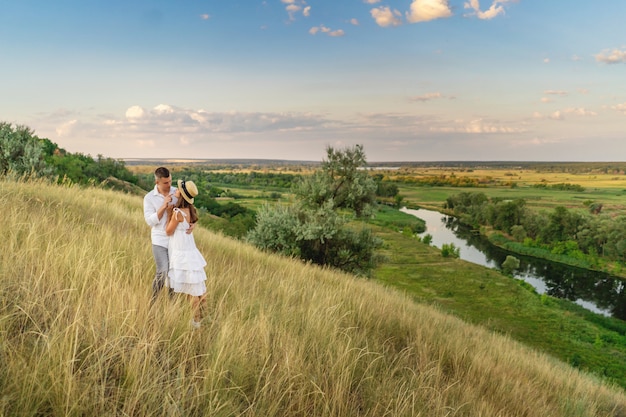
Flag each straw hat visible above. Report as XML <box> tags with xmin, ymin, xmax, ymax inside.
<box><xmin>177</xmin><ymin>179</ymin><xmax>198</xmax><ymax>204</ymax></box>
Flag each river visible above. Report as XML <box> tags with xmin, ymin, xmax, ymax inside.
<box><xmin>401</xmin><ymin>207</ymin><xmax>626</xmax><ymax>320</ymax></box>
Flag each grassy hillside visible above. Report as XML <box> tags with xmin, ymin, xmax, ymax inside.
<box><xmin>1</xmin><ymin>178</ymin><xmax>625</xmax><ymax>416</ymax></box>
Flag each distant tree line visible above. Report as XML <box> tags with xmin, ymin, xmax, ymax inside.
<box><xmin>370</xmin><ymin>161</ymin><xmax>626</xmax><ymax>174</ymax></box>
<box><xmin>390</xmin><ymin>173</ymin><xmax>495</xmax><ymax>187</ymax></box>
<box><xmin>201</xmin><ymin>171</ymin><xmax>302</xmax><ymax>189</ymax></box>
<box><xmin>445</xmin><ymin>191</ymin><xmax>626</xmax><ymax>266</ymax></box>
<box><xmin>531</xmin><ymin>182</ymin><xmax>586</xmax><ymax>192</ymax></box>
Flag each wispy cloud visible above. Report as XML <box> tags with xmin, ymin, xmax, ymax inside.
<box><xmin>430</xmin><ymin>118</ymin><xmax>525</xmax><ymax>133</ymax></box>
<box><xmin>124</xmin><ymin>105</ymin><xmax>336</xmax><ymax>133</ymax></box>
<box><xmin>55</xmin><ymin>120</ymin><xmax>77</xmax><ymax>137</ymax></box>
<box><xmin>409</xmin><ymin>92</ymin><xmax>444</xmax><ymax>102</ymax></box>
<box><xmin>282</xmin><ymin>0</ymin><xmax>309</xmax><ymax>21</ymax></box>
<box><xmin>534</xmin><ymin>107</ymin><xmax>597</xmax><ymax>121</ymax></box>
<box><xmin>464</xmin><ymin>0</ymin><xmax>514</xmax><ymax>20</ymax></box>
<box><xmin>611</xmin><ymin>103</ymin><xmax>626</xmax><ymax>115</ymax></box>
<box><xmin>595</xmin><ymin>47</ymin><xmax>626</xmax><ymax>64</ymax></box>
<box><xmin>199</xmin><ymin>14</ymin><xmax>210</xmax><ymax>21</ymax></box>
<box><xmin>564</xmin><ymin>107</ymin><xmax>597</xmax><ymax>117</ymax></box>
<box><xmin>544</xmin><ymin>90</ymin><xmax>568</xmax><ymax>96</ymax></box>
<box><xmin>309</xmin><ymin>25</ymin><xmax>345</xmax><ymax>37</ymax></box>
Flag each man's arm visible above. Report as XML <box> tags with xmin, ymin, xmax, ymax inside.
<box><xmin>144</xmin><ymin>194</ymin><xmax>171</xmax><ymax>227</ymax></box>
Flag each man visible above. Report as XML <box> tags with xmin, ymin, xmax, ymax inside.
<box><xmin>143</xmin><ymin>167</ymin><xmax>194</xmax><ymax>303</ymax></box>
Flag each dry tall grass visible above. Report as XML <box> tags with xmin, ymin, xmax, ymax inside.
<box><xmin>1</xmin><ymin>178</ymin><xmax>625</xmax><ymax>416</ymax></box>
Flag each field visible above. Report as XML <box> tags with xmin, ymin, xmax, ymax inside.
<box><xmin>2</xmin><ymin>177</ymin><xmax>626</xmax><ymax>416</ymax></box>
<box><xmin>377</xmin><ymin>165</ymin><xmax>626</xmax><ymax>214</ymax></box>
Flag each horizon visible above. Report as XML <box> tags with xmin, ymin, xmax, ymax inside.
<box><xmin>121</xmin><ymin>157</ymin><xmax>626</xmax><ymax>165</ymax></box>
<box><xmin>2</xmin><ymin>1</ymin><xmax>625</xmax><ymax>162</ymax></box>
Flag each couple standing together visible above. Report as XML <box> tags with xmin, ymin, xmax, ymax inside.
<box><xmin>143</xmin><ymin>167</ymin><xmax>207</xmax><ymax>329</ymax></box>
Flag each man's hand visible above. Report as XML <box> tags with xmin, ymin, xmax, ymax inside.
<box><xmin>186</xmin><ymin>222</ymin><xmax>196</xmax><ymax>234</ymax></box>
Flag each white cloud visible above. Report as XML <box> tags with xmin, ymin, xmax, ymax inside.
<box><xmin>595</xmin><ymin>48</ymin><xmax>626</xmax><ymax>64</ymax></box>
<box><xmin>371</xmin><ymin>6</ymin><xmax>402</xmax><ymax>27</ymax></box>
<box><xmin>350</xmin><ymin>18</ymin><xmax>359</xmax><ymax>25</ymax></box>
<box><xmin>286</xmin><ymin>4</ymin><xmax>301</xmax><ymax>15</ymax></box>
<box><xmin>611</xmin><ymin>103</ymin><xmax>626</xmax><ymax>115</ymax></box>
<box><xmin>126</xmin><ymin>106</ymin><xmax>145</xmax><ymax>119</ymax></box>
<box><xmin>282</xmin><ymin>0</ymin><xmax>309</xmax><ymax>21</ymax></box>
<box><xmin>55</xmin><ymin>120</ymin><xmax>77</xmax><ymax>137</ymax></box>
<box><xmin>363</xmin><ymin>0</ymin><xmax>380</xmax><ymax>3</ymax></box>
<box><xmin>464</xmin><ymin>0</ymin><xmax>511</xmax><ymax>20</ymax></box>
<box><xmin>309</xmin><ymin>25</ymin><xmax>345</xmax><ymax>37</ymax></box>
<box><xmin>200</xmin><ymin>14</ymin><xmax>210</xmax><ymax>20</ymax></box>
<box><xmin>121</xmin><ymin>105</ymin><xmax>337</xmax><ymax>135</ymax></box>
<box><xmin>540</xmin><ymin>97</ymin><xmax>552</xmax><ymax>103</ymax></box>
<box><xmin>406</xmin><ymin>0</ymin><xmax>452</xmax><ymax>23</ymax></box>
<box><xmin>543</xmin><ymin>58</ymin><xmax>550</xmax><ymax>64</ymax></box>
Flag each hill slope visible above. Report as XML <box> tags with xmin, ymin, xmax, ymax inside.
<box><xmin>1</xmin><ymin>178</ymin><xmax>625</xmax><ymax>416</ymax></box>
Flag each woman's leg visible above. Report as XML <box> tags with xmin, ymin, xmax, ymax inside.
<box><xmin>190</xmin><ymin>295</ymin><xmax>202</xmax><ymax>322</ymax></box>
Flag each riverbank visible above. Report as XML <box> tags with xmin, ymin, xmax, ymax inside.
<box><xmin>486</xmin><ymin>230</ymin><xmax>626</xmax><ymax>280</ymax></box>
<box><xmin>406</xmin><ymin>202</ymin><xmax>626</xmax><ymax>280</ymax></box>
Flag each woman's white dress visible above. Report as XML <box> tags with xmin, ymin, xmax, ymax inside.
<box><xmin>168</xmin><ymin>208</ymin><xmax>207</xmax><ymax>296</ymax></box>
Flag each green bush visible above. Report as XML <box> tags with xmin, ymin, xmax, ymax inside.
<box><xmin>501</xmin><ymin>255</ymin><xmax>520</xmax><ymax>275</ymax></box>
<box><xmin>441</xmin><ymin>243</ymin><xmax>460</xmax><ymax>258</ymax></box>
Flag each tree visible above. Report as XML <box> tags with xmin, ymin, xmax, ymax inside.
<box><xmin>247</xmin><ymin>144</ymin><xmax>382</xmax><ymax>276</ymax></box>
<box><xmin>294</xmin><ymin>144</ymin><xmax>377</xmax><ymax>217</ymax></box>
<box><xmin>0</xmin><ymin>122</ymin><xmax>51</xmax><ymax>177</ymax></box>
<box><xmin>490</xmin><ymin>199</ymin><xmax>526</xmax><ymax>234</ymax></box>
<box><xmin>542</xmin><ymin>206</ymin><xmax>585</xmax><ymax>243</ymax></box>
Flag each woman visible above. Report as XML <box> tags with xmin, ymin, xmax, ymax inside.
<box><xmin>165</xmin><ymin>179</ymin><xmax>207</xmax><ymax>329</ymax></box>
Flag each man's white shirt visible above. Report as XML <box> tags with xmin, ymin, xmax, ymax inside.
<box><xmin>143</xmin><ymin>185</ymin><xmax>178</xmax><ymax>248</ymax></box>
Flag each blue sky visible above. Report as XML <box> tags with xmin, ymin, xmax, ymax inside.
<box><xmin>1</xmin><ymin>0</ymin><xmax>625</xmax><ymax>162</ymax></box>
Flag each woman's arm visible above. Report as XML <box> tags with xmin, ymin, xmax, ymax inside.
<box><xmin>165</xmin><ymin>208</ymin><xmax>182</xmax><ymax>235</ymax></box>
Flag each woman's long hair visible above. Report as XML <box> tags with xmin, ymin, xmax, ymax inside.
<box><xmin>175</xmin><ymin>197</ymin><xmax>198</xmax><ymax>224</ymax></box>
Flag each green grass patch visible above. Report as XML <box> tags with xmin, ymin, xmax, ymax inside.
<box><xmin>369</xmin><ymin>204</ymin><xmax>426</xmax><ymax>233</ymax></box>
